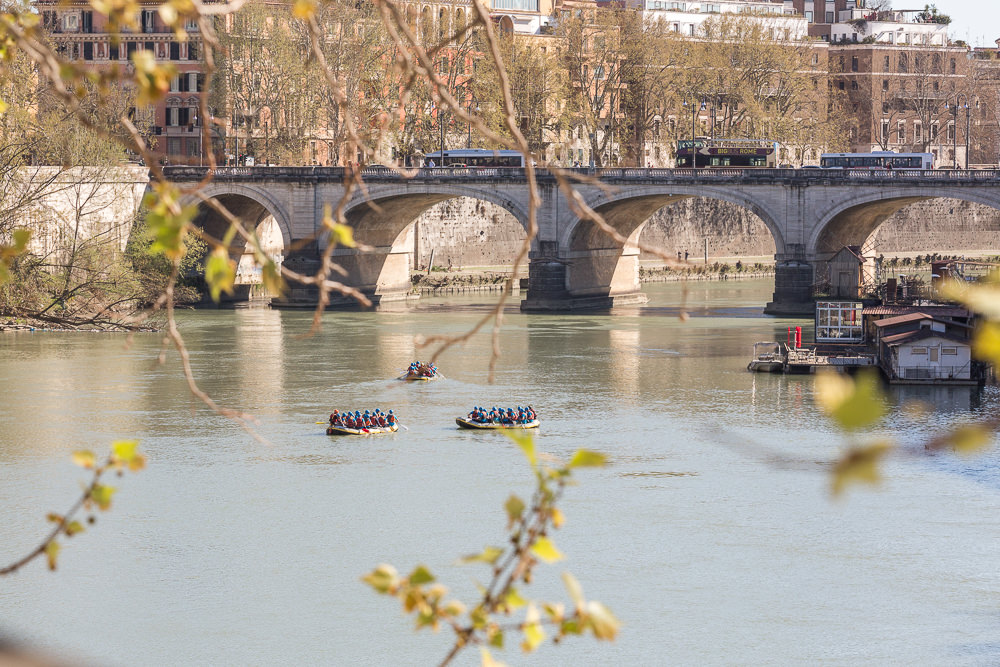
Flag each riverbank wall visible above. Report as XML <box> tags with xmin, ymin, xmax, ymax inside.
<box><xmin>410</xmin><ymin>197</ymin><xmax>1000</xmax><ymax>269</ymax></box>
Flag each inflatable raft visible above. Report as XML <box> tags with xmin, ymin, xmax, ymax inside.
<box><xmin>399</xmin><ymin>373</ymin><xmax>439</xmax><ymax>382</ymax></box>
<box><xmin>455</xmin><ymin>418</ymin><xmax>540</xmax><ymax>430</ymax></box>
<box><xmin>326</xmin><ymin>424</ymin><xmax>399</xmax><ymax>436</ymax></box>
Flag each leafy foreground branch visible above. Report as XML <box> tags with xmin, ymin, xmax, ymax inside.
<box><xmin>363</xmin><ymin>434</ymin><xmax>618</xmax><ymax>667</ymax></box>
<box><xmin>817</xmin><ymin>272</ymin><xmax>1000</xmax><ymax>497</ymax></box>
<box><xmin>0</xmin><ymin>441</ymin><xmax>145</xmax><ymax>576</ymax></box>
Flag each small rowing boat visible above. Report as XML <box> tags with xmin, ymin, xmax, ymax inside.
<box><xmin>455</xmin><ymin>418</ymin><xmax>540</xmax><ymax>430</ymax></box>
<box><xmin>327</xmin><ymin>424</ymin><xmax>399</xmax><ymax>436</ymax></box>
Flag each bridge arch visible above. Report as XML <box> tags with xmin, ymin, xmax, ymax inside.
<box><xmin>541</xmin><ymin>185</ymin><xmax>785</xmax><ymax>308</ymax></box>
<box><xmin>328</xmin><ymin>184</ymin><xmax>532</xmax><ymax>302</ymax></box>
<box><xmin>809</xmin><ymin>187</ymin><xmax>1000</xmax><ymax>259</ymax></box>
<box><xmin>183</xmin><ymin>183</ymin><xmax>293</xmax><ymax>254</ymax></box>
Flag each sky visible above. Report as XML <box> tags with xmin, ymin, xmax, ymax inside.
<box><xmin>937</xmin><ymin>0</ymin><xmax>1000</xmax><ymax>47</ymax></box>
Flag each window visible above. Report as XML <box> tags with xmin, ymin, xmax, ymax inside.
<box><xmin>897</xmin><ymin>121</ymin><xmax>905</xmax><ymax>143</ymax></box>
<box><xmin>882</xmin><ymin>119</ymin><xmax>890</xmax><ymax>142</ymax></box>
<box><xmin>882</xmin><ymin>79</ymin><xmax>889</xmax><ymax>91</ymax></box>
<box><xmin>930</xmin><ymin>122</ymin><xmax>939</xmax><ymax>142</ymax></box>
<box><xmin>825</xmin><ymin>11</ymin><xmax>834</xmax><ymax>23</ymax></box>
<box><xmin>812</xmin><ymin>53</ymin><xmax>819</xmax><ymax>65</ymax></box>
<box><xmin>838</xmin><ymin>80</ymin><xmax>845</xmax><ymax>90</ymax></box>
<box><xmin>950</xmin><ymin>58</ymin><xmax>956</xmax><ymax>74</ymax></box>
<box><xmin>491</xmin><ymin>0</ymin><xmax>538</xmax><ymax>10</ymax></box>
<box><xmin>851</xmin><ymin>80</ymin><xmax>858</xmax><ymax>90</ymax></box>
<box><xmin>884</xmin><ymin>55</ymin><xmax>890</xmax><ymax>71</ymax></box>
<box><xmin>943</xmin><ymin>347</ymin><xmax>958</xmax><ymax>355</ymax></box>
<box><xmin>911</xmin><ymin>347</ymin><xmax>928</xmax><ymax>355</ymax></box>
<box><xmin>947</xmin><ymin>122</ymin><xmax>955</xmax><ymax>142</ymax></box>
<box><xmin>805</xmin><ymin>11</ymin><xmax>813</xmax><ymax>22</ymax></box>
<box><xmin>63</xmin><ymin>13</ymin><xmax>79</xmax><ymax>31</ymax></box>
<box><xmin>914</xmin><ymin>122</ymin><xmax>922</xmax><ymax>143</ymax></box>
<box><xmin>851</xmin><ymin>56</ymin><xmax>859</xmax><ymax>72</ymax></box>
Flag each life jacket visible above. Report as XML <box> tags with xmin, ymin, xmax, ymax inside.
<box><xmin>377</xmin><ymin>415</ymin><xmax>387</xmax><ymax>427</ymax></box>
<box><xmin>387</xmin><ymin>414</ymin><xmax>396</xmax><ymax>425</ymax></box>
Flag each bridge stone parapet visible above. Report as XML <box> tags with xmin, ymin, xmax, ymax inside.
<box><xmin>162</xmin><ymin>166</ymin><xmax>1000</xmax><ymax>315</ymax></box>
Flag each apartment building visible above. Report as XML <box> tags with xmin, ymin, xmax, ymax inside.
<box><xmin>831</xmin><ymin>42</ymin><xmax>972</xmax><ymax>166</ymax></box>
<box><xmin>641</xmin><ymin>0</ymin><xmax>805</xmax><ymax>40</ymax></box>
<box><xmin>38</xmin><ymin>0</ymin><xmax>207</xmax><ymax>164</ymax></box>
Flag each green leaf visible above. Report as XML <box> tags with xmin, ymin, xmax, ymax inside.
<box><xmin>530</xmin><ymin>537</ymin><xmax>564</xmax><ymax>564</ymax></box>
<box><xmin>44</xmin><ymin>540</ymin><xmax>60</xmax><ymax>571</ymax></box>
<box><xmin>90</xmin><ymin>483</ymin><xmax>116</xmax><ymax>510</ymax></box>
<box><xmin>584</xmin><ymin>601</ymin><xmax>620</xmax><ymax>641</ymax></box>
<box><xmin>72</xmin><ymin>450</ymin><xmax>96</xmax><ymax>469</ymax></box>
<box><xmin>831</xmin><ymin>441</ymin><xmax>893</xmax><ymax>496</ymax></box>
<box><xmin>815</xmin><ymin>370</ymin><xmax>885</xmax><ymax>432</ymax></box>
<box><xmin>504</xmin><ymin>494</ymin><xmax>525</xmax><ymax>525</ymax></box>
<box><xmin>569</xmin><ymin>450</ymin><xmax>607</xmax><ymax>468</ymax></box>
<box><xmin>459</xmin><ymin>546</ymin><xmax>504</xmax><ymax>565</ymax></box>
<box><xmin>408</xmin><ymin>565</ymin><xmax>435</xmax><ymax>585</ymax></box>
<box><xmin>361</xmin><ymin>563</ymin><xmax>399</xmax><ymax>594</ymax></box>
<box><xmin>562</xmin><ymin>571</ymin><xmax>585</xmax><ymax>609</ymax></box>
<box><xmin>205</xmin><ymin>249</ymin><xmax>236</xmax><ymax>302</ymax></box>
<box><xmin>489</xmin><ymin>627</ymin><xmax>504</xmax><ymax>648</ymax></box>
<box><xmin>12</xmin><ymin>228</ymin><xmax>30</xmax><ymax>251</ymax></box>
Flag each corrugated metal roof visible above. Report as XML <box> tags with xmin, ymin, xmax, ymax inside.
<box><xmin>863</xmin><ymin>305</ymin><xmax>971</xmax><ymax>318</ymax></box>
<box><xmin>882</xmin><ymin>329</ymin><xmax>970</xmax><ymax>346</ymax></box>
<box><xmin>873</xmin><ymin>312</ymin><xmax>933</xmax><ymax>328</ymax></box>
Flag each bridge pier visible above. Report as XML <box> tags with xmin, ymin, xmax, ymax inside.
<box><xmin>521</xmin><ymin>245</ymin><xmax>648</xmax><ymax>312</ymax></box>
<box><xmin>764</xmin><ymin>259</ymin><xmax>815</xmax><ymax>317</ymax></box>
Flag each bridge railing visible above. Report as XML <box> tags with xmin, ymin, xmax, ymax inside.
<box><xmin>162</xmin><ymin>165</ymin><xmax>1000</xmax><ymax>183</ymax></box>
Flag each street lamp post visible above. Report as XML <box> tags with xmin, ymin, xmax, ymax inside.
<box><xmin>683</xmin><ymin>99</ymin><xmax>705</xmax><ymax>168</ymax></box>
<box><xmin>946</xmin><ymin>93</ymin><xmax>969</xmax><ymax>169</ymax></box>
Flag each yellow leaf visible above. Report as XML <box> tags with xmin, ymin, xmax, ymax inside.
<box><xmin>292</xmin><ymin>0</ymin><xmax>317</xmax><ymax>19</ymax></box>
<box><xmin>521</xmin><ymin>603</ymin><xmax>545</xmax><ymax>652</ymax></box>
<box><xmin>480</xmin><ymin>647</ymin><xmax>507</xmax><ymax>667</ymax></box>
<box><xmin>65</xmin><ymin>520</ymin><xmax>85</xmax><ymax>537</ymax></box>
<box><xmin>407</xmin><ymin>565</ymin><xmax>435</xmax><ymax>585</ymax></box>
<box><xmin>831</xmin><ymin>441</ymin><xmax>893</xmax><ymax>496</ymax></box>
<box><xmin>503</xmin><ymin>587</ymin><xmax>528</xmax><ymax>611</ymax></box>
<box><xmin>459</xmin><ymin>546</ymin><xmax>504</xmax><ymax>565</ymax></box>
<box><xmin>44</xmin><ymin>541</ymin><xmax>60</xmax><ymax>571</ymax></box>
<box><xmin>112</xmin><ymin>439</ymin><xmax>139</xmax><ymax>464</ymax></box>
<box><xmin>973</xmin><ymin>322</ymin><xmax>1000</xmax><ymax>368</ymax></box>
<box><xmin>584</xmin><ymin>601</ymin><xmax>620</xmax><ymax>641</ymax></box>
<box><xmin>562</xmin><ymin>571</ymin><xmax>585</xmax><ymax>609</ymax></box>
<box><xmin>72</xmin><ymin>450</ymin><xmax>97</xmax><ymax>469</ymax></box>
<box><xmin>814</xmin><ymin>370</ymin><xmax>885</xmax><ymax>432</ymax></box>
<box><xmin>530</xmin><ymin>537</ymin><xmax>564</xmax><ymax>564</ymax></box>
<box><xmin>261</xmin><ymin>260</ymin><xmax>286</xmax><ymax>296</ymax></box>
<box><xmin>550</xmin><ymin>507</ymin><xmax>565</xmax><ymax>529</ymax></box>
<box><xmin>568</xmin><ymin>450</ymin><xmax>607</xmax><ymax>468</ymax></box>
<box><xmin>361</xmin><ymin>563</ymin><xmax>399</xmax><ymax>594</ymax></box>
<box><xmin>949</xmin><ymin>424</ymin><xmax>992</xmax><ymax>455</ymax></box>
<box><xmin>504</xmin><ymin>430</ymin><xmax>536</xmax><ymax>467</ymax></box>
<box><xmin>329</xmin><ymin>223</ymin><xmax>356</xmax><ymax>248</ymax></box>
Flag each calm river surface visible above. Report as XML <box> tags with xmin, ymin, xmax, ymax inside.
<box><xmin>2</xmin><ymin>279</ymin><xmax>999</xmax><ymax>666</ymax></box>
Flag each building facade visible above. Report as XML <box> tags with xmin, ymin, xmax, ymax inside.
<box><xmin>38</xmin><ymin>0</ymin><xmax>207</xmax><ymax>164</ymax></box>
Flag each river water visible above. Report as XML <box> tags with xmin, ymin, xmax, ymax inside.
<box><xmin>1</xmin><ymin>279</ymin><xmax>999</xmax><ymax>666</ymax></box>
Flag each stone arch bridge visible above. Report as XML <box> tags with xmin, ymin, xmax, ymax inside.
<box><xmin>162</xmin><ymin>166</ymin><xmax>1000</xmax><ymax>315</ymax></box>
